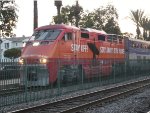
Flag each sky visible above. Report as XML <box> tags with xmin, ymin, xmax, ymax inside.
<box><xmin>14</xmin><ymin>0</ymin><xmax>150</xmax><ymax>37</ymax></box>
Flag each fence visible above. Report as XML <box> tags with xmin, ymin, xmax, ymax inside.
<box><xmin>0</xmin><ymin>59</ymin><xmax>150</xmax><ymax>109</ymax></box>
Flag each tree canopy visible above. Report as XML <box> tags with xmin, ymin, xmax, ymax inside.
<box><xmin>52</xmin><ymin>4</ymin><xmax>121</xmax><ymax>34</ymax></box>
<box><xmin>53</xmin><ymin>3</ymin><xmax>83</xmax><ymax>26</ymax></box>
<box><xmin>80</xmin><ymin>4</ymin><xmax>121</xmax><ymax>34</ymax></box>
<box><xmin>53</xmin><ymin>3</ymin><xmax>150</xmax><ymax>37</ymax></box>
<box><xmin>0</xmin><ymin>1</ymin><xmax>18</xmax><ymax>37</ymax></box>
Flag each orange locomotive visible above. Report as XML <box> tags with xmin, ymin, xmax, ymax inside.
<box><xmin>19</xmin><ymin>24</ymin><xmax>125</xmax><ymax>86</ymax></box>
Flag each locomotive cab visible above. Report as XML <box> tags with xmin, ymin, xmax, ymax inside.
<box><xmin>20</xmin><ymin>24</ymin><xmax>81</xmax><ymax>86</ymax></box>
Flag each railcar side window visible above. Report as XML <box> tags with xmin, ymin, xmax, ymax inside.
<box><xmin>81</xmin><ymin>33</ymin><xmax>89</xmax><ymax>39</ymax></box>
<box><xmin>113</xmin><ymin>37</ymin><xmax>118</xmax><ymax>43</ymax></box>
<box><xmin>98</xmin><ymin>35</ymin><xmax>105</xmax><ymax>41</ymax></box>
<box><xmin>107</xmin><ymin>35</ymin><xmax>118</xmax><ymax>43</ymax></box>
<box><xmin>107</xmin><ymin>35</ymin><xmax>113</xmax><ymax>42</ymax></box>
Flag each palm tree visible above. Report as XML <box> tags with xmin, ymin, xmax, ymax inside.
<box><xmin>139</xmin><ymin>17</ymin><xmax>149</xmax><ymax>40</ymax></box>
<box><xmin>146</xmin><ymin>20</ymin><xmax>150</xmax><ymax>41</ymax></box>
<box><xmin>130</xmin><ymin>9</ymin><xmax>144</xmax><ymax>39</ymax></box>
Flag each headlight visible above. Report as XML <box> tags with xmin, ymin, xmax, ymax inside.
<box><xmin>19</xmin><ymin>58</ymin><xmax>24</xmax><ymax>65</ymax></box>
<box><xmin>39</xmin><ymin>58</ymin><xmax>48</xmax><ymax>64</ymax></box>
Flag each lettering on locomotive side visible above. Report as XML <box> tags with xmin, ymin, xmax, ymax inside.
<box><xmin>100</xmin><ymin>47</ymin><xmax>124</xmax><ymax>54</ymax></box>
<box><xmin>71</xmin><ymin>44</ymin><xmax>88</xmax><ymax>52</ymax></box>
<box><xmin>71</xmin><ymin>44</ymin><xmax>124</xmax><ymax>54</ymax></box>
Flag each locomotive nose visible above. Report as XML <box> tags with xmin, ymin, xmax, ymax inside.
<box><xmin>20</xmin><ymin>64</ymin><xmax>49</xmax><ymax>86</ymax></box>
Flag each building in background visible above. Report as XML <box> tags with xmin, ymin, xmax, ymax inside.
<box><xmin>0</xmin><ymin>36</ymin><xmax>29</xmax><ymax>60</ymax></box>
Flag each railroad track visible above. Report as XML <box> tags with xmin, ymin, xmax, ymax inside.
<box><xmin>0</xmin><ymin>80</ymin><xmax>106</xmax><ymax>96</ymax></box>
<box><xmin>0</xmin><ymin>87</ymin><xmax>25</xmax><ymax>96</ymax></box>
<box><xmin>8</xmin><ymin>78</ymin><xmax>150</xmax><ymax>113</ymax></box>
<box><xmin>0</xmin><ymin>85</ymin><xmax>53</xmax><ymax>96</ymax></box>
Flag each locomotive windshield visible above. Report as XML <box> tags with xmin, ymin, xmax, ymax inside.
<box><xmin>30</xmin><ymin>29</ymin><xmax>61</xmax><ymax>41</ymax></box>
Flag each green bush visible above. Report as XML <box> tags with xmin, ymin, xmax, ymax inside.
<box><xmin>4</xmin><ymin>48</ymin><xmax>21</xmax><ymax>59</ymax></box>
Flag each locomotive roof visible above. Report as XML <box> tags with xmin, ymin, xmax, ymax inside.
<box><xmin>107</xmin><ymin>34</ymin><xmax>124</xmax><ymax>39</ymax></box>
<box><xmin>81</xmin><ymin>28</ymin><xmax>106</xmax><ymax>34</ymax></box>
<box><xmin>107</xmin><ymin>34</ymin><xmax>117</xmax><ymax>36</ymax></box>
<box><xmin>35</xmin><ymin>24</ymin><xmax>80</xmax><ymax>31</ymax></box>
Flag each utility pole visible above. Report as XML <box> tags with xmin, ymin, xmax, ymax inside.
<box><xmin>33</xmin><ymin>0</ymin><xmax>38</xmax><ymax>30</ymax></box>
<box><xmin>0</xmin><ymin>1</ymin><xmax>2</xmax><ymax>37</ymax></box>
<box><xmin>0</xmin><ymin>1</ymin><xmax>2</xmax><ymax>59</ymax></box>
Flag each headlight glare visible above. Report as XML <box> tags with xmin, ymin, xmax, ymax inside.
<box><xmin>19</xmin><ymin>58</ymin><xmax>24</xmax><ymax>65</ymax></box>
<box><xmin>40</xmin><ymin>58</ymin><xmax>47</xmax><ymax>64</ymax></box>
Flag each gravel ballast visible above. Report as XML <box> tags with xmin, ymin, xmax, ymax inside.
<box><xmin>84</xmin><ymin>87</ymin><xmax>150</xmax><ymax>113</ymax></box>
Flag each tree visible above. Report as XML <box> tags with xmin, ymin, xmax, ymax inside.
<box><xmin>93</xmin><ymin>5</ymin><xmax>119</xmax><ymax>29</ymax></box>
<box><xmin>52</xmin><ymin>4</ymin><xmax>121</xmax><ymax>34</ymax></box>
<box><xmin>52</xmin><ymin>3</ymin><xmax>83</xmax><ymax>26</ymax></box>
<box><xmin>130</xmin><ymin>9</ymin><xmax>144</xmax><ymax>39</ymax></box>
<box><xmin>80</xmin><ymin>4</ymin><xmax>121</xmax><ymax>34</ymax></box>
<box><xmin>4</xmin><ymin>48</ymin><xmax>21</xmax><ymax>59</ymax></box>
<box><xmin>103</xmin><ymin>17</ymin><xmax>121</xmax><ymax>34</ymax></box>
<box><xmin>0</xmin><ymin>1</ymin><xmax>18</xmax><ymax>37</ymax></box>
<box><xmin>79</xmin><ymin>11</ymin><xmax>95</xmax><ymax>28</ymax></box>
<box><xmin>53</xmin><ymin>5</ymin><xmax>71</xmax><ymax>24</ymax></box>
<box><xmin>146</xmin><ymin>19</ymin><xmax>150</xmax><ymax>41</ymax></box>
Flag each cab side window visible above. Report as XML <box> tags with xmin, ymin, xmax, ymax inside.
<box><xmin>62</xmin><ymin>32</ymin><xmax>72</xmax><ymax>41</ymax></box>
<box><xmin>65</xmin><ymin>33</ymin><xmax>72</xmax><ymax>41</ymax></box>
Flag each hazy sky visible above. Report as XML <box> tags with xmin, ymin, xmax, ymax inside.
<box><xmin>14</xmin><ymin>0</ymin><xmax>150</xmax><ymax>37</ymax></box>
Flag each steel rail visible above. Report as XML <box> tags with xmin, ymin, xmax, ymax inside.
<box><xmin>0</xmin><ymin>86</ymin><xmax>52</xmax><ymax>96</ymax></box>
<box><xmin>0</xmin><ymin>87</ymin><xmax>24</xmax><ymax>96</ymax></box>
